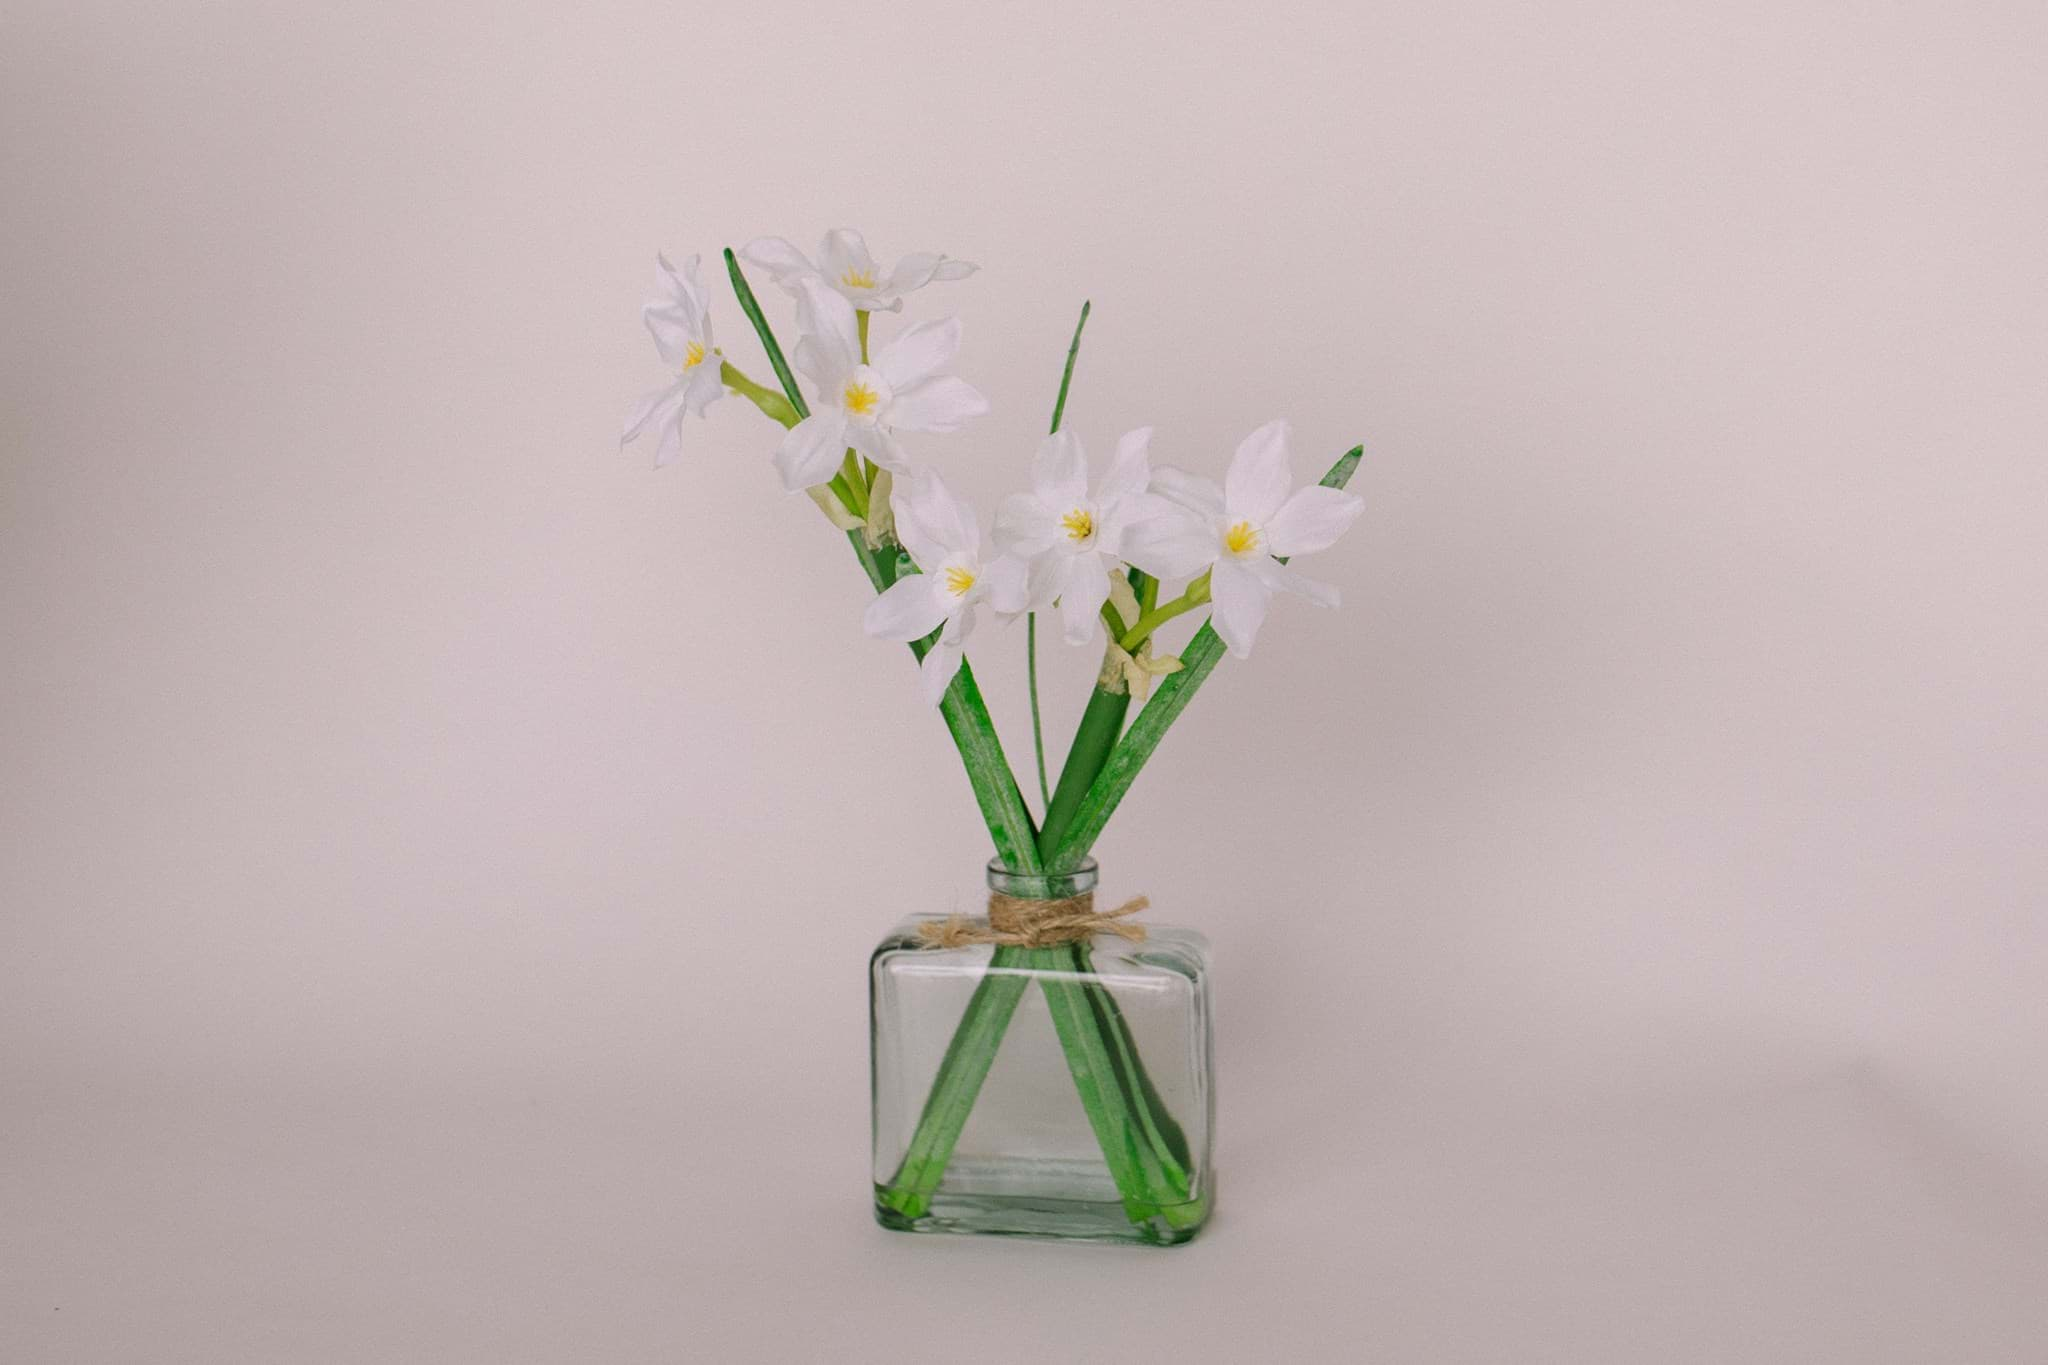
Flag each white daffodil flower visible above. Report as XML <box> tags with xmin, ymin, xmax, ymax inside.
<box><xmin>993</xmin><ymin>427</ymin><xmax>1173</xmax><ymax>645</ymax></box>
<box><xmin>863</xmin><ymin>471</ymin><xmax>1026</xmax><ymax>704</ymax></box>
<box><xmin>774</xmin><ymin>278</ymin><xmax>988</xmax><ymax>492</ymax></box>
<box><xmin>621</xmin><ymin>253</ymin><xmax>724</xmax><ymax>467</ymax></box>
<box><xmin>1123</xmin><ymin>419</ymin><xmax>1365</xmax><ymax>659</ymax></box>
<box><xmin>742</xmin><ymin>228</ymin><xmax>976</xmax><ymax>313</ymax></box>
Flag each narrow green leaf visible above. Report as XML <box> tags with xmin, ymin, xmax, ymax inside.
<box><xmin>723</xmin><ymin>247</ymin><xmax>809</xmax><ymax>420</ymax></box>
<box><xmin>1050</xmin><ymin>300</ymin><xmax>1090</xmax><ymax>433</ymax></box>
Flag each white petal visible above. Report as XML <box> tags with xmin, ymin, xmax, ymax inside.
<box><xmin>918</xmin><ymin>631</ymin><xmax>965</xmax><ymax>704</ymax></box>
<box><xmin>893</xmin><ymin>470</ymin><xmax>979</xmax><ymax>569</ymax></box>
<box><xmin>863</xmin><ymin>574</ymin><xmax>951</xmax><ymax>642</ymax></box>
<box><xmin>741</xmin><ymin>236</ymin><xmax>815</xmax><ymax>286</ymax></box>
<box><xmin>1097</xmin><ymin>426</ymin><xmax>1154</xmax><ymax>504</ymax></box>
<box><xmin>1058</xmin><ymin>553</ymin><xmax>1113</xmax><ymax>645</ymax></box>
<box><xmin>683</xmin><ymin>362</ymin><xmax>725</xmax><ymax>417</ymax></box>
<box><xmin>622</xmin><ymin>381</ymin><xmax>684</xmax><ymax>447</ymax></box>
<box><xmin>652</xmin><ymin>405</ymin><xmax>688</xmax><ymax>469</ymax></box>
<box><xmin>886</xmin><ymin>251</ymin><xmax>974</xmax><ymax>295</ymax></box>
<box><xmin>1265</xmin><ymin>485</ymin><xmax>1364</xmax><ymax>559</ymax></box>
<box><xmin>1024</xmin><ymin>551</ymin><xmax>1064</xmax><ymax>611</ymax></box>
<box><xmin>944</xmin><ymin>600</ymin><xmax>979</xmax><ymax>643</ymax></box>
<box><xmin>1019</xmin><ymin>549</ymin><xmax>1075</xmax><ymax>614</ymax></box>
<box><xmin>1248</xmin><ymin>556</ymin><xmax>1340</xmax><ymax>607</ymax></box>
<box><xmin>859</xmin><ymin>426</ymin><xmax>913</xmax><ymax>472</ymax></box>
<box><xmin>888</xmin><ymin>376</ymin><xmax>988</xmax><ymax>433</ymax></box>
<box><xmin>793</xmin><ymin>335</ymin><xmax>844</xmax><ymax>392</ymax></box>
<box><xmin>1120</xmin><ymin>507</ymin><xmax>1219</xmax><ymax>580</ymax></box>
<box><xmin>642</xmin><ymin>304</ymin><xmax>695</xmax><ymax>368</ymax></box>
<box><xmin>845</xmin><ymin>420</ymin><xmax>894</xmax><ymax>467</ymax></box>
<box><xmin>818</xmin><ymin>228</ymin><xmax>878</xmax><ymax>289</ymax></box>
<box><xmin>1150</xmin><ymin>465</ymin><xmax>1226</xmax><ymax>519</ymax></box>
<box><xmin>652</xmin><ymin>252</ymin><xmax>706</xmax><ymax>327</ymax></box>
<box><xmin>994</xmin><ymin>492</ymin><xmax>1058</xmax><ymax>556</ymax></box>
<box><xmin>984</xmin><ymin>553</ymin><xmax>1031</xmax><ymax>616</ymax></box>
<box><xmin>1031</xmin><ymin>430</ymin><xmax>1089</xmax><ymax>506</ymax></box>
<box><xmin>1094</xmin><ymin>489</ymin><xmax>1166</xmax><ymax>557</ymax></box>
<box><xmin>876</xmin><ymin>316</ymin><xmax>961</xmax><ymax>390</ymax></box>
<box><xmin>773</xmin><ymin>411</ymin><xmax>849</xmax><ymax>491</ymax></box>
<box><xmin>1224</xmin><ymin>419</ymin><xmax>1294</xmax><ymax>523</ymax></box>
<box><xmin>794</xmin><ymin>277</ymin><xmax>861</xmax><ymax>380</ymax></box>
<box><xmin>1208</xmin><ymin>560</ymin><xmax>1271</xmax><ymax>658</ymax></box>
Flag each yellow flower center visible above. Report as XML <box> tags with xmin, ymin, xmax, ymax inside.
<box><xmin>943</xmin><ymin>566</ymin><xmax>976</xmax><ymax>596</ymax></box>
<box><xmin>1059</xmin><ymin>508</ymin><xmax>1095</xmax><ymax>542</ymax></box>
<box><xmin>682</xmin><ymin>340</ymin><xmax>707</xmax><ymax>370</ymax></box>
<box><xmin>842</xmin><ymin>380</ymin><xmax>881</xmax><ymax>416</ymax></box>
<box><xmin>1224</xmin><ymin>520</ymin><xmax>1261</xmax><ymax>557</ymax></box>
<box><xmin>840</xmin><ymin>267</ymin><xmax>879</xmax><ymax>290</ymax></box>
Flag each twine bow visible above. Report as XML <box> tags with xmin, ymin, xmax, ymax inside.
<box><xmin>918</xmin><ymin>892</ymin><xmax>1151</xmax><ymax>949</ymax></box>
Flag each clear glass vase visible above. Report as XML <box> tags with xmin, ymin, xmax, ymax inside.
<box><xmin>870</xmin><ymin>859</ymin><xmax>1214</xmax><ymax>1245</ymax></box>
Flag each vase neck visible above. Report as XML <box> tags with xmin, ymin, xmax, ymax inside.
<box><xmin>984</xmin><ymin>857</ymin><xmax>1098</xmax><ymax>902</ymax></box>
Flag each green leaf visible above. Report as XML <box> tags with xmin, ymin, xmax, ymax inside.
<box><xmin>1050</xmin><ymin>299</ymin><xmax>1090</xmax><ymax>433</ymax></box>
<box><xmin>723</xmin><ymin>248</ymin><xmax>809</xmax><ymax>420</ymax></box>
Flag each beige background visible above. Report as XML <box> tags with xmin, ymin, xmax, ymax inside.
<box><xmin>5</xmin><ymin>0</ymin><xmax>2047</xmax><ymax>1360</ymax></box>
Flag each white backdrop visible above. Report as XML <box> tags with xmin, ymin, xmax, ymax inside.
<box><xmin>5</xmin><ymin>1</ymin><xmax>2046</xmax><ymax>1359</ymax></box>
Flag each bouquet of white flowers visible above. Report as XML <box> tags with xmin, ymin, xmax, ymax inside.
<box><xmin>624</xmin><ymin>230</ymin><xmax>1365</xmax><ymax>1244</ymax></box>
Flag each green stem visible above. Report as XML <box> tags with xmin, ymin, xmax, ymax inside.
<box><xmin>1027</xmin><ymin>614</ymin><xmax>1050</xmax><ymax>811</ymax></box>
<box><xmin>1079</xmin><ymin>954</ymin><xmax>1193</xmax><ymax>1177</ymax></box>
<box><xmin>1046</xmin><ymin>626</ymin><xmax>1225</xmax><ymax>873</ymax></box>
<box><xmin>1023</xmin><ymin>301</ymin><xmax>1095</xmax><ymax>819</ymax></box>
<box><xmin>875</xmin><ymin>954</ymin><xmax>1033</xmax><ymax>1220</ymax></box>
<box><xmin>1117</xmin><ymin>572</ymin><xmax>1211</xmax><ymax>652</ymax></box>
<box><xmin>1034</xmin><ymin>948</ymin><xmax>1166</xmax><ymax>1224</ymax></box>
<box><xmin>1070</xmin><ymin>945</ymin><xmax>1199</xmax><ymax>1228</ymax></box>
<box><xmin>904</xmin><ymin>571</ymin><xmax>1042</xmax><ymax>875</ymax></box>
<box><xmin>1037</xmin><ymin>684</ymin><xmax>1129</xmax><ymax>862</ymax></box>
<box><xmin>718</xmin><ymin>360</ymin><xmax>797</xmax><ymax>427</ymax></box>
<box><xmin>844</xmin><ymin>531</ymin><xmax>891</xmax><ymax>594</ymax></box>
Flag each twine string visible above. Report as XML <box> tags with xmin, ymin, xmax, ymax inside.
<box><xmin>917</xmin><ymin>892</ymin><xmax>1150</xmax><ymax>949</ymax></box>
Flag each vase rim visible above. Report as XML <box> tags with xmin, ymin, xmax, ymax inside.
<box><xmin>984</xmin><ymin>857</ymin><xmax>1099</xmax><ymax>898</ymax></box>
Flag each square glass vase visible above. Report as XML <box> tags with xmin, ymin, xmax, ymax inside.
<box><xmin>870</xmin><ymin>859</ymin><xmax>1214</xmax><ymax>1245</ymax></box>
